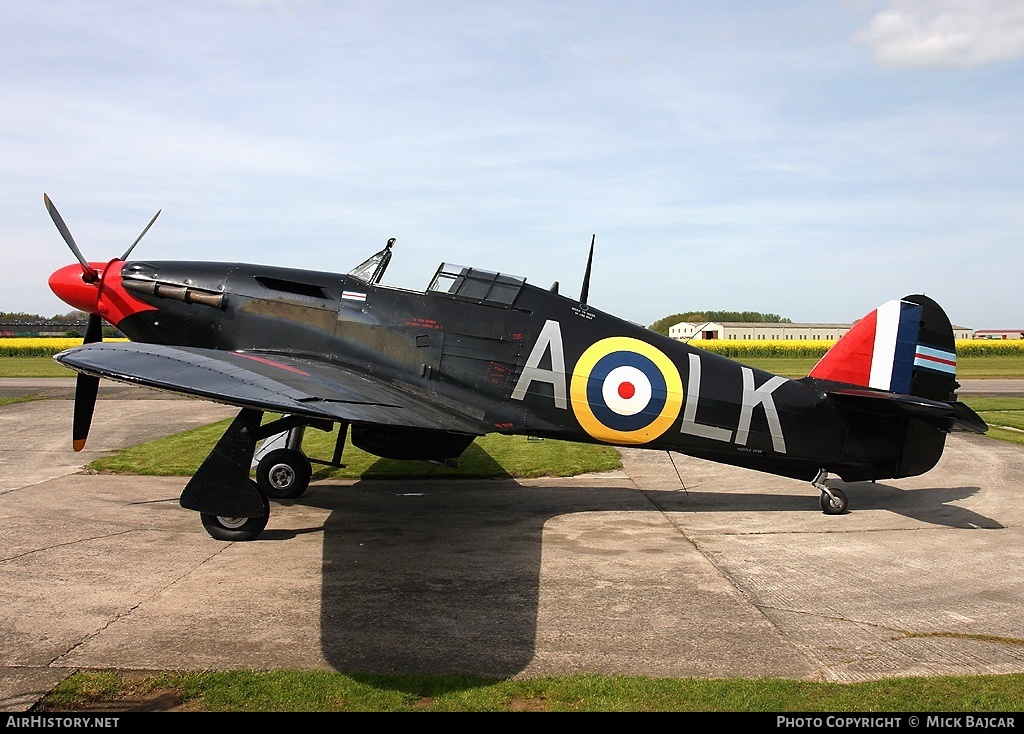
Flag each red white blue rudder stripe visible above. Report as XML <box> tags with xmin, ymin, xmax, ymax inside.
<box><xmin>809</xmin><ymin>295</ymin><xmax>958</xmax><ymax>399</ymax></box>
<box><xmin>868</xmin><ymin>299</ymin><xmax>920</xmax><ymax>394</ymax></box>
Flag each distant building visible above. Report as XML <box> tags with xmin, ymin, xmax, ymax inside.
<box><xmin>669</xmin><ymin>321</ymin><xmax>851</xmax><ymax>342</ymax></box>
<box><xmin>974</xmin><ymin>329</ymin><xmax>1024</xmax><ymax>340</ymax></box>
<box><xmin>669</xmin><ymin>321</ymin><xmax>974</xmax><ymax>341</ymax></box>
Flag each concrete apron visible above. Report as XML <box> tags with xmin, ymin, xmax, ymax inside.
<box><xmin>1</xmin><ymin>393</ymin><xmax>1023</xmax><ymax>711</ymax></box>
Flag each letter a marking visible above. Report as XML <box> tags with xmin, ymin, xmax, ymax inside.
<box><xmin>511</xmin><ymin>319</ymin><xmax>567</xmax><ymax>409</ymax></box>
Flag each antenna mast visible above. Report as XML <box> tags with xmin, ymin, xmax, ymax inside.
<box><xmin>580</xmin><ymin>234</ymin><xmax>595</xmax><ymax>306</ymax></box>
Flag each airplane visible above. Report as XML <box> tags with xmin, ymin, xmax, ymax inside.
<box><xmin>43</xmin><ymin>194</ymin><xmax>989</xmax><ymax>541</ymax></box>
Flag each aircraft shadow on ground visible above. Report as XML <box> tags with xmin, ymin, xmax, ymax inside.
<box><xmin>262</xmin><ymin>473</ymin><xmax>999</xmax><ymax>678</ymax></box>
<box><xmin>646</xmin><ymin>481</ymin><xmax>998</xmax><ymax>529</ymax></box>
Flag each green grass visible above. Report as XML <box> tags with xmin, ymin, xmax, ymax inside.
<box><xmin>953</xmin><ymin>356</ymin><xmax>1024</xmax><ymax>378</ymax></box>
<box><xmin>733</xmin><ymin>356</ymin><xmax>820</xmax><ymax>377</ymax></box>
<box><xmin>88</xmin><ymin>419</ymin><xmax>622</xmax><ymax>479</ymax></box>
<box><xmin>0</xmin><ymin>356</ymin><xmax>76</xmax><ymax>377</ymax></box>
<box><xmin>985</xmin><ymin>427</ymin><xmax>1024</xmax><ymax>445</ymax></box>
<box><xmin>35</xmin><ymin>669</ymin><xmax>1024</xmax><ymax>712</ymax></box>
<box><xmin>963</xmin><ymin>397</ymin><xmax>1024</xmax><ymax>446</ymax></box>
<box><xmin>0</xmin><ymin>395</ymin><xmax>40</xmax><ymax>407</ymax></box>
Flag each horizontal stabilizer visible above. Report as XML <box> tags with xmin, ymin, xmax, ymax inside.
<box><xmin>826</xmin><ymin>387</ymin><xmax>988</xmax><ymax>434</ymax></box>
<box><xmin>948</xmin><ymin>400</ymin><xmax>990</xmax><ymax>434</ymax></box>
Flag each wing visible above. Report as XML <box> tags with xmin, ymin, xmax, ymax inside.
<box><xmin>55</xmin><ymin>341</ymin><xmax>489</xmax><ymax>435</ymax></box>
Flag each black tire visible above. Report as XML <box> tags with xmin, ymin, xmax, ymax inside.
<box><xmin>201</xmin><ymin>490</ymin><xmax>271</xmax><ymax>541</ymax></box>
<box><xmin>819</xmin><ymin>487</ymin><xmax>849</xmax><ymax>515</ymax></box>
<box><xmin>256</xmin><ymin>448</ymin><xmax>312</xmax><ymax>499</ymax></box>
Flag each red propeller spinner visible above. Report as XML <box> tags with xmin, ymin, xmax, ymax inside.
<box><xmin>48</xmin><ymin>260</ymin><xmax>109</xmax><ymax>315</ymax></box>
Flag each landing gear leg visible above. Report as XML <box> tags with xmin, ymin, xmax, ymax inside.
<box><xmin>813</xmin><ymin>468</ymin><xmax>848</xmax><ymax>515</ymax></box>
<box><xmin>180</xmin><ymin>408</ymin><xmax>271</xmax><ymax>541</ymax></box>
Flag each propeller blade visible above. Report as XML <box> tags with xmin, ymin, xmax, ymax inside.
<box><xmin>83</xmin><ymin>313</ymin><xmax>103</xmax><ymax>344</ymax></box>
<box><xmin>72</xmin><ymin>314</ymin><xmax>103</xmax><ymax>450</ymax></box>
<box><xmin>120</xmin><ymin>208</ymin><xmax>162</xmax><ymax>261</ymax></box>
<box><xmin>43</xmin><ymin>193</ymin><xmax>98</xmax><ymax>282</ymax></box>
<box><xmin>72</xmin><ymin>373</ymin><xmax>99</xmax><ymax>452</ymax></box>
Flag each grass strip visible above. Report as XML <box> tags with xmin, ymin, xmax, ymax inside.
<box><xmin>37</xmin><ymin>668</ymin><xmax>1024</xmax><ymax>712</ymax></box>
<box><xmin>88</xmin><ymin>421</ymin><xmax>622</xmax><ymax>479</ymax></box>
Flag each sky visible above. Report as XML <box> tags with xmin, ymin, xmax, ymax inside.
<box><xmin>2</xmin><ymin>0</ymin><xmax>1022</xmax><ymax>330</ymax></box>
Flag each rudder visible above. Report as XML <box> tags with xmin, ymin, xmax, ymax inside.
<box><xmin>809</xmin><ymin>294</ymin><xmax>958</xmax><ymax>400</ymax></box>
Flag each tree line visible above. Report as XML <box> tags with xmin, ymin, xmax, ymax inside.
<box><xmin>1</xmin><ymin>310</ymin><xmax>88</xmax><ymax>322</ymax></box>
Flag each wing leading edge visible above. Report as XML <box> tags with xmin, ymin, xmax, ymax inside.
<box><xmin>54</xmin><ymin>341</ymin><xmax>488</xmax><ymax>435</ymax></box>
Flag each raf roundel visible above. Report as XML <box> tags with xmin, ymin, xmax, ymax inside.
<box><xmin>570</xmin><ymin>337</ymin><xmax>684</xmax><ymax>445</ymax></box>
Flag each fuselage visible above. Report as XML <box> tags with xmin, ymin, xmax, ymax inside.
<box><xmin>48</xmin><ymin>256</ymin><xmax>933</xmax><ymax>484</ymax></box>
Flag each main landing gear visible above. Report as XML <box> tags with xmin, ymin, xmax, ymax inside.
<box><xmin>252</xmin><ymin>421</ymin><xmax>313</xmax><ymax>500</ymax></box>
<box><xmin>812</xmin><ymin>468</ymin><xmax>848</xmax><ymax>515</ymax></box>
<box><xmin>256</xmin><ymin>448</ymin><xmax>312</xmax><ymax>499</ymax></box>
<box><xmin>179</xmin><ymin>409</ymin><xmax>346</xmax><ymax>541</ymax></box>
<box><xmin>252</xmin><ymin>419</ymin><xmax>349</xmax><ymax>500</ymax></box>
<box><xmin>201</xmin><ymin>492</ymin><xmax>271</xmax><ymax>542</ymax></box>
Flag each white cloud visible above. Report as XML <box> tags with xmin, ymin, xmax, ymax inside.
<box><xmin>856</xmin><ymin>0</ymin><xmax>1024</xmax><ymax>68</ymax></box>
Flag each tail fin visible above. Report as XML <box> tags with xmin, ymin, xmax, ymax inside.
<box><xmin>808</xmin><ymin>294</ymin><xmax>957</xmax><ymax>401</ymax></box>
<box><xmin>808</xmin><ymin>295</ymin><xmax>986</xmax><ymax>481</ymax></box>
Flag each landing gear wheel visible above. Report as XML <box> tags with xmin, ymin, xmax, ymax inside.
<box><xmin>819</xmin><ymin>487</ymin><xmax>848</xmax><ymax>515</ymax></box>
<box><xmin>201</xmin><ymin>490</ymin><xmax>270</xmax><ymax>541</ymax></box>
<box><xmin>256</xmin><ymin>448</ymin><xmax>312</xmax><ymax>499</ymax></box>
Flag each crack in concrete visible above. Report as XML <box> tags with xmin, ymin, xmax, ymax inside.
<box><xmin>48</xmin><ymin>542</ymin><xmax>235</xmax><ymax>668</ymax></box>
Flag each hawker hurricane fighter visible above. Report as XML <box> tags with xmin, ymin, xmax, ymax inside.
<box><xmin>44</xmin><ymin>195</ymin><xmax>987</xmax><ymax>540</ymax></box>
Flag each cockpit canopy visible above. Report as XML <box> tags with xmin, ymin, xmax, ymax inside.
<box><xmin>427</xmin><ymin>263</ymin><xmax>526</xmax><ymax>308</ymax></box>
<box><xmin>347</xmin><ymin>241</ymin><xmax>527</xmax><ymax>308</ymax></box>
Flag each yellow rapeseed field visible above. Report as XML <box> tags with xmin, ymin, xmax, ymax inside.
<box><xmin>0</xmin><ymin>337</ymin><xmax>130</xmax><ymax>357</ymax></box>
<box><xmin>691</xmin><ymin>339</ymin><xmax>834</xmax><ymax>358</ymax></box>
<box><xmin>953</xmin><ymin>340</ymin><xmax>1024</xmax><ymax>357</ymax></box>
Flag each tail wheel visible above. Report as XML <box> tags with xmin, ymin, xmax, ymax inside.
<box><xmin>201</xmin><ymin>488</ymin><xmax>270</xmax><ymax>541</ymax></box>
<box><xmin>256</xmin><ymin>448</ymin><xmax>312</xmax><ymax>499</ymax></box>
<box><xmin>819</xmin><ymin>487</ymin><xmax>849</xmax><ymax>515</ymax></box>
